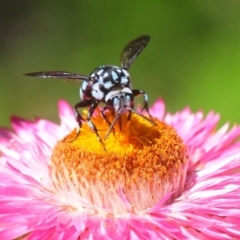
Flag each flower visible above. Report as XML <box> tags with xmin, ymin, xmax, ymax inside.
<box><xmin>1</xmin><ymin>99</ymin><xmax>240</xmax><ymax>239</ymax></box>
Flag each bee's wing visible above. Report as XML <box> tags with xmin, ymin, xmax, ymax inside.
<box><xmin>120</xmin><ymin>35</ymin><xmax>150</xmax><ymax>70</ymax></box>
<box><xmin>24</xmin><ymin>71</ymin><xmax>89</xmax><ymax>82</ymax></box>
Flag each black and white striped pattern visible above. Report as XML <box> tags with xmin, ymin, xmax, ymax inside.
<box><xmin>24</xmin><ymin>35</ymin><xmax>156</xmax><ymax>149</ymax></box>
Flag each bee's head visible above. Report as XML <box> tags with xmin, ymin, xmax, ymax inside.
<box><xmin>106</xmin><ymin>89</ymin><xmax>134</xmax><ymax>114</ymax></box>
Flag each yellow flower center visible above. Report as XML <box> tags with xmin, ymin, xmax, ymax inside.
<box><xmin>51</xmin><ymin>109</ymin><xmax>187</xmax><ymax>214</ymax></box>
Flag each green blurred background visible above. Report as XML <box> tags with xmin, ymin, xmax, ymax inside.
<box><xmin>1</xmin><ymin>1</ymin><xmax>240</xmax><ymax>127</ymax></box>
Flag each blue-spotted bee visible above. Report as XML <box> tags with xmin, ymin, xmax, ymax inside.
<box><xmin>25</xmin><ymin>35</ymin><xmax>157</xmax><ymax>149</ymax></box>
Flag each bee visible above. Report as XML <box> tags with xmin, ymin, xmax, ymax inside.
<box><xmin>25</xmin><ymin>35</ymin><xmax>157</xmax><ymax>149</ymax></box>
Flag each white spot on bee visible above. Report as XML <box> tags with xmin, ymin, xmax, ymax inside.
<box><xmin>105</xmin><ymin>90</ymin><xmax>120</xmax><ymax>102</ymax></box>
<box><xmin>116</xmin><ymin>69</ymin><xmax>122</xmax><ymax>73</ymax></box>
<box><xmin>105</xmin><ymin>87</ymin><xmax>132</xmax><ymax>102</ymax></box>
<box><xmin>111</xmin><ymin>71</ymin><xmax>118</xmax><ymax>81</ymax></box>
<box><xmin>82</xmin><ymin>81</ymin><xmax>88</xmax><ymax>91</ymax></box>
<box><xmin>103</xmin><ymin>72</ymin><xmax>108</xmax><ymax>78</ymax></box>
<box><xmin>91</xmin><ymin>82</ymin><xmax>104</xmax><ymax>100</ymax></box>
<box><xmin>122</xmin><ymin>69</ymin><xmax>129</xmax><ymax>78</ymax></box>
<box><xmin>79</xmin><ymin>88</ymin><xmax>84</xmax><ymax>99</ymax></box>
<box><xmin>96</xmin><ymin>69</ymin><xmax>104</xmax><ymax>75</ymax></box>
<box><xmin>120</xmin><ymin>76</ymin><xmax>128</xmax><ymax>84</ymax></box>
<box><xmin>98</xmin><ymin>76</ymin><xmax>104</xmax><ymax>84</ymax></box>
<box><xmin>104</xmin><ymin>81</ymin><xmax>114</xmax><ymax>89</ymax></box>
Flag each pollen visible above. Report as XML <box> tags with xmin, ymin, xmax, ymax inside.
<box><xmin>51</xmin><ymin>109</ymin><xmax>187</xmax><ymax>213</ymax></box>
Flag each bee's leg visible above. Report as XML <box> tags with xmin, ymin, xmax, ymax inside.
<box><xmin>132</xmin><ymin>89</ymin><xmax>157</xmax><ymax>126</ymax></box>
<box><xmin>104</xmin><ymin>113</ymin><xmax>120</xmax><ymax>140</ymax></box>
<box><xmin>127</xmin><ymin>110</ymin><xmax>132</xmax><ymax>121</ymax></box>
<box><xmin>132</xmin><ymin>89</ymin><xmax>150</xmax><ymax>114</ymax></box>
<box><xmin>74</xmin><ymin>100</ymin><xmax>93</xmax><ymax>139</ymax></box>
<box><xmin>100</xmin><ymin>106</ymin><xmax>111</xmax><ymax>126</ymax></box>
<box><xmin>87</xmin><ymin>101</ymin><xmax>106</xmax><ymax>151</ymax></box>
<box><xmin>100</xmin><ymin>107</ymin><xmax>115</xmax><ymax>135</ymax></box>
